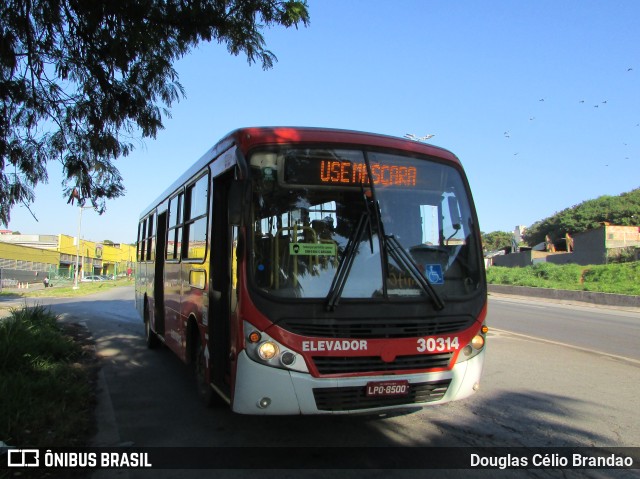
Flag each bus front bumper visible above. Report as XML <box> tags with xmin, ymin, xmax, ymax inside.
<box><xmin>231</xmin><ymin>350</ymin><xmax>484</xmax><ymax>415</ymax></box>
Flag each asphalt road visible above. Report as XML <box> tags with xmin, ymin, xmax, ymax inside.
<box><xmin>487</xmin><ymin>293</ymin><xmax>640</xmax><ymax>361</ymax></box>
<box><xmin>11</xmin><ymin>287</ymin><xmax>639</xmax><ymax>478</ymax></box>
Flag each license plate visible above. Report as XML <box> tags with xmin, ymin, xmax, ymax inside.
<box><xmin>365</xmin><ymin>380</ymin><xmax>410</xmax><ymax>397</ymax></box>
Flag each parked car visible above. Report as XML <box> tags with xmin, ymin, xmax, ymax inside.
<box><xmin>81</xmin><ymin>275</ymin><xmax>104</xmax><ymax>282</ymax></box>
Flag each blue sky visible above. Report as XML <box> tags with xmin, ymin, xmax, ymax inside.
<box><xmin>8</xmin><ymin>0</ymin><xmax>640</xmax><ymax>244</ymax></box>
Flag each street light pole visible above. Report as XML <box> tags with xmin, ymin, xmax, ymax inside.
<box><xmin>404</xmin><ymin>133</ymin><xmax>435</xmax><ymax>142</ymax></box>
<box><xmin>72</xmin><ymin>206</ymin><xmax>92</xmax><ymax>289</ymax></box>
<box><xmin>73</xmin><ymin>206</ymin><xmax>84</xmax><ymax>289</ymax></box>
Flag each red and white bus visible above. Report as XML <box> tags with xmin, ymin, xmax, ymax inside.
<box><xmin>135</xmin><ymin>127</ymin><xmax>487</xmax><ymax>415</ymax></box>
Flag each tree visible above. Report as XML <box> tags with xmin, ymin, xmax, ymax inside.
<box><xmin>0</xmin><ymin>0</ymin><xmax>309</xmax><ymax>225</ymax></box>
<box><xmin>481</xmin><ymin>231</ymin><xmax>513</xmax><ymax>252</ymax></box>
<box><xmin>522</xmin><ymin>188</ymin><xmax>640</xmax><ymax>246</ymax></box>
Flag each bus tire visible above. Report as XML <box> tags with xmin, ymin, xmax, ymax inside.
<box><xmin>193</xmin><ymin>332</ymin><xmax>227</xmax><ymax>408</ymax></box>
<box><xmin>144</xmin><ymin>301</ymin><xmax>160</xmax><ymax>349</ymax></box>
<box><xmin>194</xmin><ymin>335</ymin><xmax>216</xmax><ymax>407</ymax></box>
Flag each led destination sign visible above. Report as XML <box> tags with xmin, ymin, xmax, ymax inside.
<box><xmin>284</xmin><ymin>157</ymin><xmax>417</xmax><ymax>188</ymax></box>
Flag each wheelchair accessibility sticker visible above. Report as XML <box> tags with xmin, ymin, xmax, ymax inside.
<box><xmin>425</xmin><ymin>264</ymin><xmax>444</xmax><ymax>284</ymax></box>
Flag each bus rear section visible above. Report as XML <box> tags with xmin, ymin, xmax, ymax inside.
<box><xmin>229</xmin><ymin>139</ymin><xmax>487</xmax><ymax>414</ymax></box>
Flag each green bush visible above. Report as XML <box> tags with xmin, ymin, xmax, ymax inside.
<box><xmin>581</xmin><ymin>262</ymin><xmax>640</xmax><ymax>295</ymax></box>
<box><xmin>486</xmin><ymin>261</ymin><xmax>640</xmax><ymax>296</ymax></box>
<box><xmin>0</xmin><ymin>305</ymin><xmax>94</xmax><ymax>448</ymax></box>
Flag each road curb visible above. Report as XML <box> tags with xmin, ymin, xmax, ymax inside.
<box><xmin>91</xmin><ymin>369</ymin><xmax>121</xmax><ymax>447</ymax></box>
<box><xmin>488</xmin><ymin>284</ymin><xmax>640</xmax><ymax>308</ymax></box>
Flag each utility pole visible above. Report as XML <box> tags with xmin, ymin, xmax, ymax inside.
<box><xmin>73</xmin><ymin>206</ymin><xmax>92</xmax><ymax>289</ymax></box>
<box><xmin>73</xmin><ymin>207</ymin><xmax>82</xmax><ymax>289</ymax></box>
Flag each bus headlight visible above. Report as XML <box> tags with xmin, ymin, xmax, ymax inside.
<box><xmin>244</xmin><ymin>321</ymin><xmax>309</xmax><ymax>373</ymax></box>
<box><xmin>470</xmin><ymin>334</ymin><xmax>484</xmax><ymax>350</ymax></box>
<box><xmin>457</xmin><ymin>325</ymin><xmax>487</xmax><ymax>363</ymax></box>
<box><xmin>258</xmin><ymin>341</ymin><xmax>279</xmax><ymax>360</ymax></box>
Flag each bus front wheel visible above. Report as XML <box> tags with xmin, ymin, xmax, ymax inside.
<box><xmin>194</xmin><ymin>336</ymin><xmax>216</xmax><ymax>407</ymax></box>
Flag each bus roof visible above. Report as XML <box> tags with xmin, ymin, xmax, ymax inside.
<box><xmin>232</xmin><ymin>127</ymin><xmax>460</xmax><ymax>162</ymax></box>
<box><xmin>139</xmin><ymin>127</ymin><xmax>462</xmax><ymax>218</ymax></box>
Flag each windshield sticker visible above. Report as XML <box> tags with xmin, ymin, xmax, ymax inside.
<box><xmin>425</xmin><ymin>264</ymin><xmax>444</xmax><ymax>284</ymax></box>
<box><xmin>290</xmin><ymin>243</ymin><xmax>337</xmax><ymax>256</ymax></box>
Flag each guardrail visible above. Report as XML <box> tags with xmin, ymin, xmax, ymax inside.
<box><xmin>488</xmin><ymin>284</ymin><xmax>640</xmax><ymax>308</ymax></box>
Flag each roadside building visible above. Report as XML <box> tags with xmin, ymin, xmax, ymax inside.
<box><xmin>491</xmin><ymin>224</ymin><xmax>640</xmax><ymax>267</ymax></box>
<box><xmin>0</xmin><ymin>241</ymin><xmax>59</xmax><ymax>287</ymax></box>
<box><xmin>0</xmin><ymin>233</ymin><xmax>135</xmax><ymax>285</ymax></box>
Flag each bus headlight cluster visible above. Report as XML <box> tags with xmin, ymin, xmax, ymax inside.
<box><xmin>244</xmin><ymin>321</ymin><xmax>309</xmax><ymax>373</ymax></box>
<box><xmin>458</xmin><ymin>324</ymin><xmax>488</xmax><ymax>363</ymax></box>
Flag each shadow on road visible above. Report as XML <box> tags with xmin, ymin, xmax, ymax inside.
<box><xmin>37</xmin><ymin>289</ymin><xmax>635</xmax><ymax>476</ymax></box>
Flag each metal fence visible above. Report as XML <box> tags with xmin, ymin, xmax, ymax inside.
<box><xmin>0</xmin><ymin>267</ymin><xmax>75</xmax><ymax>290</ymax></box>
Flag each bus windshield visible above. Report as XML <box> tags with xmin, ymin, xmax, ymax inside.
<box><xmin>250</xmin><ymin>148</ymin><xmax>481</xmax><ymax>301</ymax></box>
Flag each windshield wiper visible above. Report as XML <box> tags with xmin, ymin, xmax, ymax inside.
<box><xmin>325</xmin><ymin>211</ymin><xmax>370</xmax><ymax>311</ymax></box>
<box><xmin>359</xmin><ymin>181</ymin><xmax>375</xmax><ymax>254</ymax></box>
<box><xmin>385</xmin><ymin>234</ymin><xmax>445</xmax><ymax>310</ymax></box>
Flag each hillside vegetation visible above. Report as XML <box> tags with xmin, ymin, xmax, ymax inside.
<box><xmin>522</xmin><ymin>188</ymin><xmax>640</xmax><ymax>246</ymax></box>
<box><xmin>482</xmin><ymin>187</ymin><xmax>640</xmax><ymax>252</ymax></box>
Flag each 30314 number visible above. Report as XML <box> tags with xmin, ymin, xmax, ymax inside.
<box><xmin>417</xmin><ymin>336</ymin><xmax>459</xmax><ymax>353</ymax></box>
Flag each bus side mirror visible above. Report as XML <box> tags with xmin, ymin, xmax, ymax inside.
<box><xmin>228</xmin><ymin>180</ymin><xmax>246</xmax><ymax>225</ymax></box>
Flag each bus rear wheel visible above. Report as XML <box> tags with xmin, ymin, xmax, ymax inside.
<box><xmin>144</xmin><ymin>301</ymin><xmax>160</xmax><ymax>349</ymax></box>
<box><xmin>145</xmin><ymin>319</ymin><xmax>160</xmax><ymax>349</ymax></box>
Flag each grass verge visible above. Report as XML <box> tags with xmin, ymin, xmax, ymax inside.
<box><xmin>0</xmin><ymin>305</ymin><xmax>97</xmax><ymax>449</ymax></box>
<box><xmin>1</xmin><ymin>278</ymin><xmax>132</xmax><ymax>299</ymax></box>
<box><xmin>486</xmin><ymin>261</ymin><xmax>640</xmax><ymax>296</ymax></box>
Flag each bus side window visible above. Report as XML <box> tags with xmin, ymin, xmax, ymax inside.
<box><xmin>138</xmin><ymin>219</ymin><xmax>146</xmax><ymax>262</ymax></box>
<box><xmin>146</xmin><ymin>214</ymin><xmax>155</xmax><ymax>261</ymax></box>
<box><xmin>167</xmin><ymin>193</ymin><xmax>183</xmax><ymax>261</ymax></box>
<box><xmin>183</xmin><ymin>175</ymin><xmax>208</xmax><ymax>260</ymax></box>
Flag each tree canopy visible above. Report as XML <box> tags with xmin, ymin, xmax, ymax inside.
<box><xmin>0</xmin><ymin>0</ymin><xmax>309</xmax><ymax>225</ymax></box>
<box><xmin>522</xmin><ymin>188</ymin><xmax>640</xmax><ymax>246</ymax></box>
<box><xmin>481</xmin><ymin>230</ymin><xmax>514</xmax><ymax>252</ymax></box>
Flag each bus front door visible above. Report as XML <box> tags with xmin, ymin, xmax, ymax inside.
<box><xmin>209</xmin><ymin>175</ymin><xmax>233</xmax><ymax>400</ymax></box>
<box><xmin>154</xmin><ymin>211</ymin><xmax>167</xmax><ymax>337</ymax></box>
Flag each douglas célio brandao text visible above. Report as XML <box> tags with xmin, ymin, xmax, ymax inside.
<box><xmin>470</xmin><ymin>452</ymin><xmax>634</xmax><ymax>469</ymax></box>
